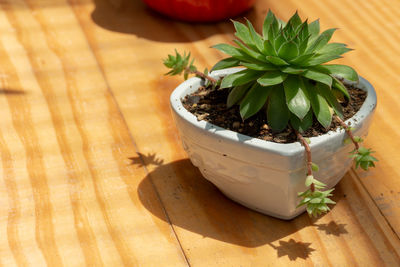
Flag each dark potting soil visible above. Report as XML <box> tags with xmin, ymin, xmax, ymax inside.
<box><xmin>182</xmin><ymin>83</ymin><xmax>367</xmax><ymax>144</ymax></box>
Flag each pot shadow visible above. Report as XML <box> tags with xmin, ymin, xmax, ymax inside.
<box><xmin>90</xmin><ymin>0</ymin><xmax>247</xmax><ymax>43</ymax></box>
<box><xmin>137</xmin><ymin>158</ymin><xmax>348</xmax><ymax>255</ymax></box>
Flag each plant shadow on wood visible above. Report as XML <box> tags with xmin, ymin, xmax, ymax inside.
<box><xmin>269</xmin><ymin>239</ymin><xmax>315</xmax><ymax>261</ymax></box>
<box><xmin>91</xmin><ymin>0</ymin><xmax>239</xmax><ymax>43</ymax></box>
<box><xmin>138</xmin><ymin>159</ymin><xmax>347</xmax><ymax>251</ymax></box>
<box><xmin>314</xmin><ymin>221</ymin><xmax>348</xmax><ymax>236</ymax></box>
<box><xmin>129</xmin><ymin>152</ymin><xmax>164</xmax><ymax>167</ymax></box>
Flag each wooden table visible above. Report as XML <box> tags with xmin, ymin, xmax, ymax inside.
<box><xmin>0</xmin><ymin>0</ymin><xmax>399</xmax><ymax>266</ymax></box>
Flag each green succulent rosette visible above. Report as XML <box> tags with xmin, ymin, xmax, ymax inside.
<box><xmin>212</xmin><ymin>11</ymin><xmax>359</xmax><ymax>132</ymax></box>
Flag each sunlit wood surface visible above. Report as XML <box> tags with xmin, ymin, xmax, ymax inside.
<box><xmin>0</xmin><ymin>0</ymin><xmax>399</xmax><ymax>266</ymax></box>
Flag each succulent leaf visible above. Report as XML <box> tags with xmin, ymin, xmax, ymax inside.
<box><xmin>283</xmin><ymin>75</ymin><xmax>310</xmax><ymax>119</ymax></box>
<box><xmin>290</xmin><ymin>53</ymin><xmax>314</xmax><ymax>65</ymax></box>
<box><xmin>306</xmin><ymin>28</ymin><xmax>337</xmax><ymax>53</ymax></box>
<box><xmin>269</xmin><ymin>15</ymin><xmax>280</xmax><ymax>41</ymax></box>
<box><xmin>287</xmin><ymin>11</ymin><xmax>302</xmax><ymax>30</ymax></box>
<box><xmin>240</xmin><ymin>83</ymin><xmax>273</xmax><ymax>119</ymax></box>
<box><xmin>266</xmin><ymin>56</ymin><xmax>289</xmax><ymax>66</ymax></box>
<box><xmin>212</xmin><ymin>44</ymin><xmax>259</xmax><ymax>63</ymax></box>
<box><xmin>305</xmin><ymin>53</ymin><xmax>343</xmax><ymax>66</ymax></box>
<box><xmin>263</xmin><ymin>40</ymin><xmax>278</xmax><ymax>56</ymax></box>
<box><xmin>212</xmin><ymin>57</ymin><xmax>240</xmax><ymax>71</ymax></box>
<box><xmin>164</xmin><ymin>50</ymin><xmax>196</xmax><ymax>77</ymax></box>
<box><xmin>221</xmin><ymin>69</ymin><xmax>264</xmax><ymax>89</ymax></box>
<box><xmin>233</xmin><ymin>40</ymin><xmax>267</xmax><ymax>62</ymax></box>
<box><xmin>349</xmin><ymin>147</ymin><xmax>378</xmax><ymax>171</ymax></box>
<box><xmin>315</xmin><ymin>64</ymin><xmax>359</xmax><ymax>82</ymax></box>
<box><xmin>241</xmin><ymin>62</ymin><xmax>277</xmax><ymax>71</ymax></box>
<box><xmin>316</xmin><ymin>83</ymin><xmax>344</xmax><ymax>119</ymax></box>
<box><xmin>311</xmin><ymin>162</ymin><xmax>320</xmax><ymax>172</ymax></box>
<box><xmin>332</xmin><ymin>76</ymin><xmax>350</xmax><ymax>99</ymax></box>
<box><xmin>227</xmin><ymin>83</ymin><xmax>251</xmax><ymax>108</ymax></box>
<box><xmin>274</xmin><ymin>33</ymin><xmax>287</xmax><ymax>52</ymax></box>
<box><xmin>262</xmin><ymin>10</ymin><xmax>276</xmax><ymax>39</ymax></box>
<box><xmin>232</xmin><ymin>20</ymin><xmax>258</xmax><ymax>51</ymax></box>
<box><xmin>298</xmin><ymin>20</ymin><xmax>309</xmax><ymax>41</ymax></box>
<box><xmin>307</xmin><ymin>81</ymin><xmax>332</xmax><ymax>128</ymax></box>
<box><xmin>290</xmin><ymin>109</ymin><xmax>313</xmax><ymax>132</ymax></box>
<box><xmin>280</xmin><ymin>66</ymin><xmax>307</xmax><ymax>75</ymax></box>
<box><xmin>305</xmin><ymin>175</ymin><xmax>314</xmax><ymax>187</ymax></box>
<box><xmin>297</xmin><ymin>176</ymin><xmax>335</xmax><ymax>217</ymax></box>
<box><xmin>308</xmin><ymin>19</ymin><xmax>320</xmax><ymax>40</ymax></box>
<box><xmin>267</xmin><ymin>86</ymin><xmax>290</xmax><ymax>131</ymax></box>
<box><xmin>318</xmin><ymin>43</ymin><xmax>352</xmax><ymax>57</ymax></box>
<box><xmin>257</xmin><ymin>71</ymin><xmax>288</xmax><ymax>86</ymax></box>
<box><xmin>278</xmin><ymin>41</ymin><xmax>299</xmax><ymax>60</ymax></box>
<box><xmin>246</xmin><ymin>19</ymin><xmax>264</xmax><ymax>52</ymax></box>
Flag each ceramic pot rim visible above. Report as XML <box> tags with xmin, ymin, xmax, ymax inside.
<box><xmin>170</xmin><ymin>68</ymin><xmax>377</xmax><ymax>156</ymax></box>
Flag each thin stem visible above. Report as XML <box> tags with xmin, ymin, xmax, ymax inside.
<box><xmin>186</xmin><ymin>67</ymin><xmax>217</xmax><ymax>84</ymax></box>
<box><xmin>295</xmin><ymin>130</ymin><xmax>315</xmax><ymax>192</ymax></box>
<box><xmin>334</xmin><ymin>115</ymin><xmax>359</xmax><ymax>150</ymax></box>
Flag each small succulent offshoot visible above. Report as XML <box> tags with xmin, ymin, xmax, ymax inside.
<box><xmin>163</xmin><ymin>50</ymin><xmax>217</xmax><ymax>85</ymax></box>
<box><xmin>335</xmin><ymin>115</ymin><xmax>378</xmax><ymax>171</ymax></box>
<box><xmin>295</xmin><ymin>131</ymin><xmax>336</xmax><ymax>217</ymax></box>
<box><xmin>163</xmin><ymin>11</ymin><xmax>378</xmax><ymax>217</ymax></box>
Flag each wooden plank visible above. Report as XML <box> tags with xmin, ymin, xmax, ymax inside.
<box><xmin>0</xmin><ymin>0</ymin><xmax>187</xmax><ymax>265</ymax></box>
<box><xmin>287</xmin><ymin>0</ymin><xmax>400</xmax><ymax>238</ymax></box>
<box><xmin>71</xmin><ymin>0</ymin><xmax>400</xmax><ymax>265</ymax></box>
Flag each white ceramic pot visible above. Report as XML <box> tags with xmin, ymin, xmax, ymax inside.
<box><xmin>170</xmin><ymin>68</ymin><xmax>377</xmax><ymax>219</ymax></box>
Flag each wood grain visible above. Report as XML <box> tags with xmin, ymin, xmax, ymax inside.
<box><xmin>0</xmin><ymin>0</ymin><xmax>399</xmax><ymax>265</ymax></box>
<box><xmin>0</xmin><ymin>0</ymin><xmax>187</xmax><ymax>266</ymax></box>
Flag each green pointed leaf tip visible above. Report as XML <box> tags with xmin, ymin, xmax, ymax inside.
<box><xmin>290</xmin><ymin>109</ymin><xmax>312</xmax><ymax>133</ymax></box>
<box><xmin>246</xmin><ymin>19</ymin><xmax>264</xmax><ymax>52</ymax></box>
<box><xmin>267</xmin><ymin>86</ymin><xmax>289</xmax><ymax>131</ymax></box>
<box><xmin>227</xmin><ymin>83</ymin><xmax>251</xmax><ymax>108</ymax></box>
<box><xmin>283</xmin><ymin>75</ymin><xmax>310</xmax><ymax>120</ymax></box>
<box><xmin>263</xmin><ymin>10</ymin><xmax>276</xmax><ymax>39</ymax></box>
<box><xmin>232</xmin><ymin>20</ymin><xmax>257</xmax><ymax>51</ymax></box>
<box><xmin>311</xmin><ymin>162</ymin><xmax>319</xmax><ymax>172</ymax></box>
<box><xmin>211</xmin><ymin>58</ymin><xmax>240</xmax><ymax>71</ymax></box>
<box><xmin>240</xmin><ymin>83</ymin><xmax>273</xmax><ymax>119</ymax></box>
<box><xmin>306</xmin><ymin>80</ymin><xmax>332</xmax><ymax>128</ymax></box>
<box><xmin>305</xmin><ymin>175</ymin><xmax>314</xmax><ymax>187</ymax></box>
<box><xmin>316</xmin><ymin>82</ymin><xmax>344</xmax><ymax>119</ymax></box>
<box><xmin>220</xmin><ymin>69</ymin><xmax>264</xmax><ymax>89</ymax></box>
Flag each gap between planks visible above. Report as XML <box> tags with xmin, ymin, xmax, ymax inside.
<box><xmin>349</xmin><ymin>168</ymin><xmax>400</xmax><ymax>249</ymax></box>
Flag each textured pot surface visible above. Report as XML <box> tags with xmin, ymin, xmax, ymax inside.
<box><xmin>170</xmin><ymin>68</ymin><xmax>377</xmax><ymax>219</ymax></box>
<box><xmin>142</xmin><ymin>0</ymin><xmax>256</xmax><ymax>22</ymax></box>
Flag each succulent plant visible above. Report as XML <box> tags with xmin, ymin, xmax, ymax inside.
<box><xmin>212</xmin><ymin>11</ymin><xmax>358</xmax><ymax>132</ymax></box>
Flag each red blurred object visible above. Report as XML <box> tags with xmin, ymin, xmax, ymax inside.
<box><xmin>142</xmin><ymin>0</ymin><xmax>256</xmax><ymax>22</ymax></box>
